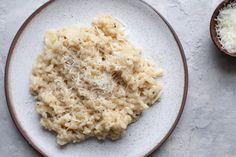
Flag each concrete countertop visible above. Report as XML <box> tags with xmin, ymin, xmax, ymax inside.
<box><xmin>1</xmin><ymin>0</ymin><xmax>236</xmax><ymax>157</ymax></box>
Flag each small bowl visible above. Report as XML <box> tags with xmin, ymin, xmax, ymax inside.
<box><xmin>210</xmin><ymin>0</ymin><xmax>236</xmax><ymax>57</ymax></box>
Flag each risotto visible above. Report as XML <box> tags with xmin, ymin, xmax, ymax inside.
<box><xmin>30</xmin><ymin>15</ymin><xmax>162</xmax><ymax>145</ymax></box>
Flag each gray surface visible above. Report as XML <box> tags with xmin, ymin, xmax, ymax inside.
<box><xmin>0</xmin><ymin>0</ymin><xmax>235</xmax><ymax>157</ymax></box>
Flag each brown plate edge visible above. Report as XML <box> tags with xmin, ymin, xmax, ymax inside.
<box><xmin>4</xmin><ymin>0</ymin><xmax>188</xmax><ymax>157</ymax></box>
<box><xmin>140</xmin><ymin>0</ymin><xmax>188</xmax><ymax>156</ymax></box>
<box><xmin>4</xmin><ymin>1</ymin><xmax>55</xmax><ymax>157</ymax></box>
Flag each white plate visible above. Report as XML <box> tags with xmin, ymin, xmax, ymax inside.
<box><xmin>5</xmin><ymin>0</ymin><xmax>188</xmax><ymax>157</ymax></box>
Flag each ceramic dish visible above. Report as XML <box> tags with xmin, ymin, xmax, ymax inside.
<box><xmin>4</xmin><ymin>0</ymin><xmax>188</xmax><ymax>156</ymax></box>
<box><xmin>210</xmin><ymin>0</ymin><xmax>236</xmax><ymax>57</ymax></box>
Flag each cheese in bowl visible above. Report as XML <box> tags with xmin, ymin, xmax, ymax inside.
<box><xmin>216</xmin><ymin>2</ymin><xmax>236</xmax><ymax>53</ymax></box>
<box><xmin>30</xmin><ymin>15</ymin><xmax>162</xmax><ymax>145</ymax></box>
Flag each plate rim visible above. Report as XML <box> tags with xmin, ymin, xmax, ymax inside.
<box><xmin>4</xmin><ymin>0</ymin><xmax>188</xmax><ymax>156</ymax></box>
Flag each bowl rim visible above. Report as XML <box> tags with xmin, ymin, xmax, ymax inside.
<box><xmin>4</xmin><ymin>0</ymin><xmax>189</xmax><ymax>156</ymax></box>
<box><xmin>210</xmin><ymin>0</ymin><xmax>236</xmax><ymax>57</ymax></box>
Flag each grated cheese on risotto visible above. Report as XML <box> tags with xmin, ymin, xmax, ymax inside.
<box><xmin>30</xmin><ymin>15</ymin><xmax>162</xmax><ymax>145</ymax></box>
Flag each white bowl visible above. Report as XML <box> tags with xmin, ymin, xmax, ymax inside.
<box><xmin>5</xmin><ymin>0</ymin><xmax>188</xmax><ymax>156</ymax></box>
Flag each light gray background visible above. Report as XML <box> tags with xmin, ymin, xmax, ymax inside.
<box><xmin>0</xmin><ymin>0</ymin><xmax>235</xmax><ymax>157</ymax></box>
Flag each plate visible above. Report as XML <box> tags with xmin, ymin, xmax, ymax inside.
<box><xmin>5</xmin><ymin>0</ymin><xmax>188</xmax><ymax>156</ymax></box>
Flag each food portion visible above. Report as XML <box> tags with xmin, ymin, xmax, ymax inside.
<box><xmin>30</xmin><ymin>15</ymin><xmax>162</xmax><ymax>145</ymax></box>
<box><xmin>216</xmin><ymin>2</ymin><xmax>236</xmax><ymax>53</ymax></box>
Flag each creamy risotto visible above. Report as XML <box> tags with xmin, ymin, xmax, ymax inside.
<box><xmin>30</xmin><ymin>15</ymin><xmax>162</xmax><ymax>145</ymax></box>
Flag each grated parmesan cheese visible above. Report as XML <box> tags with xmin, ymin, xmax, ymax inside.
<box><xmin>30</xmin><ymin>15</ymin><xmax>162</xmax><ymax>145</ymax></box>
<box><xmin>216</xmin><ymin>2</ymin><xmax>236</xmax><ymax>53</ymax></box>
